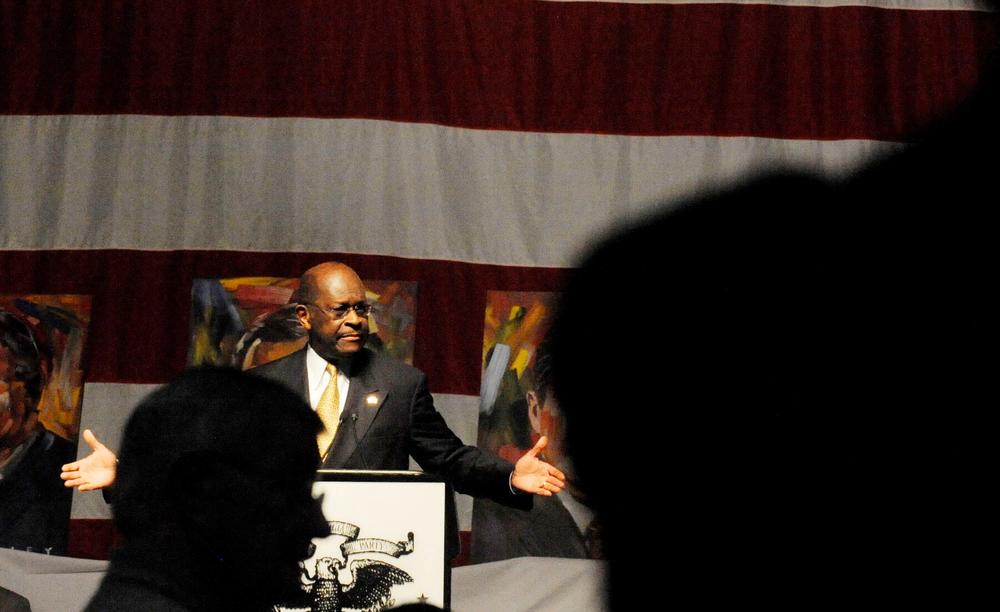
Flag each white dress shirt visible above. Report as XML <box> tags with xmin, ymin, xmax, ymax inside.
<box><xmin>305</xmin><ymin>344</ymin><xmax>349</xmax><ymax>414</ymax></box>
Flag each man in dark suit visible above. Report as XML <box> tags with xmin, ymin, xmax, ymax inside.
<box><xmin>253</xmin><ymin>262</ymin><xmax>568</xmax><ymax>562</ymax></box>
<box><xmin>251</xmin><ymin>262</ymin><xmax>564</xmax><ymax>505</ymax></box>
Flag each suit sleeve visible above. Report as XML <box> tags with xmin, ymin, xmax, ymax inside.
<box><xmin>406</xmin><ymin>373</ymin><xmax>531</xmax><ymax>509</ymax></box>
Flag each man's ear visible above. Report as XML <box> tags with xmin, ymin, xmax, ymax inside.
<box><xmin>295</xmin><ymin>304</ymin><xmax>312</xmax><ymax>331</ymax></box>
<box><xmin>526</xmin><ymin>391</ymin><xmax>542</xmax><ymax>434</ymax></box>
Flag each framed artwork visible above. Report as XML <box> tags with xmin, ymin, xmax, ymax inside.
<box><xmin>477</xmin><ymin>290</ymin><xmax>556</xmax><ymax>462</ymax></box>
<box><xmin>0</xmin><ymin>294</ymin><xmax>90</xmax><ymax>445</ymax></box>
<box><xmin>1</xmin><ymin>294</ymin><xmax>91</xmax><ymax>554</ymax></box>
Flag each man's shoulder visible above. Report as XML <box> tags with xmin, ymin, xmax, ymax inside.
<box><xmin>359</xmin><ymin>349</ymin><xmax>425</xmax><ymax>381</ymax></box>
<box><xmin>22</xmin><ymin>428</ymin><xmax>78</xmax><ymax>475</ymax></box>
<box><xmin>248</xmin><ymin>348</ymin><xmax>306</xmax><ymax>378</ymax></box>
<box><xmin>248</xmin><ymin>347</ymin><xmax>426</xmax><ymax>385</ymax></box>
<box><xmin>0</xmin><ymin>586</ymin><xmax>31</xmax><ymax>612</ymax></box>
<box><xmin>85</xmin><ymin>576</ymin><xmax>191</xmax><ymax>612</ymax></box>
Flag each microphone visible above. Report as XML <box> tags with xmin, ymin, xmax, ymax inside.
<box><xmin>348</xmin><ymin>413</ymin><xmax>371</xmax><ymax>470</ymax></box>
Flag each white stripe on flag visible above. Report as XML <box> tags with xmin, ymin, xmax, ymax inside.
<box><xmin>1</xmin><ymin>115</ymin><xmax>900</xmax><ymax>268</ymax></box>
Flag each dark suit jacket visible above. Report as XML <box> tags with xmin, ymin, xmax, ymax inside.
<box><xmin>251</xmin><ymin>347</ymin><xmax>518</xmax><ymax>499</ymax></box>
<box><xmin>85</xmin><ymin>577</ymin><xmax>191</xmax><ymax>612</ymax></box>
<box><xmin>0</xmin><ymin>427</ymin><xmax>76</xmax><ymax>554</ymax></box>
<box><xmin>0</xmin><ymin>586</ymin><xmax>32</xmax><ymax>612</ymax></box>
<box><xmin>470</xmin><ymin>494</ymin><xmax>588</xmax><ymax>563</ymax></box>
<box><xmin>251</xmin><ymin>347</ymin><xmax>530</xmax><ymax>559</ymax></box>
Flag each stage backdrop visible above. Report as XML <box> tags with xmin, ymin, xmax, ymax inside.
<box><xmin>1</xmin><ymin>0</ymin><xmax>997</xmax><ymax>561</ymax></box>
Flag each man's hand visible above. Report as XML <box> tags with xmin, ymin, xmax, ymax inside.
<box><xmin>61</xmin><ymin>429</ymin><xmax>118</xmax><ymax>491</ymax></box>
<box><xmin>511</xmin><ymin>436</ymin><xmax>566</xmax><ymax>496</ymax></box>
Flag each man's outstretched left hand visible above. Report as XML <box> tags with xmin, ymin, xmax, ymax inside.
<box><xmin>511</xmin><ymin>436</ymin><xmax>566</xmax><ymax>496</ymax></box>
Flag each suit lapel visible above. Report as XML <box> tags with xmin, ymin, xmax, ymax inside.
<box><xmin>324</xmin><ymin>351</ymin><xmax>388</xmax><ymax>468</ymax></box>
<box><xmin>266</xmin><ymin>348</ymin><xmax>311</xmax><ymax>403</ymax></box>
<box><xmin>290</xmin><ymin>349</ymin><xmax>311</xmax><ymax>402</ymax></box>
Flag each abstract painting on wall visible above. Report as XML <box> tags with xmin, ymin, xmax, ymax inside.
<box><xmin>476</xmin><ymin>290</ymin><xmax>557</xmax><ymax>463</ymax></box>
<box><xmin>188</xmin><ymin>277</ymin><xmax>418</xmax><ymax>369</ymax></box>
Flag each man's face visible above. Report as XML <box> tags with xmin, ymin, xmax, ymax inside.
<box><xmin>193</xmin><ymin>457</ymin><xmax>330</xmax><ymax>608</ymax></box>
<box><xmin>175</xmin><ymin>407</ymin><xmax>330</xmax><ymax>606</ymax></box>
<box><xmin>527</xmin><ymin>389</ymin><xmax>570</xmax><ymax>477</ymax></box>
<box><xmin>0</xmin><ymin>343</ymin><xmax>38</xmax><ymax>452</ymax></box>
<box><xmin>249</xmin><ymin>475</ymin><xmax>331</xmax><ymax>606</ymax></box>
<box><xmin>297</xmin><ymin>268</ymin><xmax>370</xmax><ymax>361</ymax></box>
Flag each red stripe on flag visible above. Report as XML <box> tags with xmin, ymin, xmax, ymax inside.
<box><xmin>67</xmin><ymin>519</ymin><xmax>124</xmax><ymax>560</ymax></box>
<box><xmin>2</xmin><ymin>1</ymin><xmax>996</xmax><ymax>140</ymax></box>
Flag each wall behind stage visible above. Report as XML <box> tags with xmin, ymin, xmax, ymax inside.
<box><xmin>1</xmin><ymin>0</ymin><xmax>997</xmax><ymax>561</ymax></box>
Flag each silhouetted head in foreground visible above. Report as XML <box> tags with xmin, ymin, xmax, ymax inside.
<box><xmin>551</xmin><ymin>10</ymin><xmax>998</xmax><ymax>608</ymax></box>
<box><xmin>87</xmin><ymin>366</ymin><xmax>329</xmax><ymax>612</ymax></box>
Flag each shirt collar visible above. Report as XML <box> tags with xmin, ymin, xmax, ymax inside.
<box><xmin>305</xmin><ymin>343</ymin><xmax>331</xmax><ymax>382</ymax></box>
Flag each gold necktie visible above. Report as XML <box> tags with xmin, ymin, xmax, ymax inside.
<box><xmin>316</xmin><ymin>363</ymin><xmax>341</xmax><ymax>457</ymax></box>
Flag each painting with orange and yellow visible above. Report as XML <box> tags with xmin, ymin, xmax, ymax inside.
<box><xmin>477</xmin><ymin>290</ymin><xmax>557</xmax><ymax>465</ymax></box>
<box><xmin>0</xmin><ymin>294</ymin><xmax>91</xmax><ymax>442</ymax></box>
<box><xmin>187</xmin><ymin>276</ymin><xmax>417</xmax><ymax>369</ymax></box>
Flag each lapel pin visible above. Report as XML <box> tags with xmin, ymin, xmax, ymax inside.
<box><xmin>365</xmin><ymin>393</ymin><xmax>379</xmax><ymax>407</ymax></box>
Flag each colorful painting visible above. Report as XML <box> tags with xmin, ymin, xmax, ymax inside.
<box><xmin>0</xmin><ymin>295</ymin><xmax>91</xmax><ymax>442</ymax></box>
<box><xmin>188</xmin><ymin>277</ymin><xmax>418</xmax><ymax>369</ymax></box>
<box><xmin>1</xmin><ymin>294</ymin><xmax>90</xmax><ymax>554</ymax></box>
<box><xmin>476</xmin><ymin>291</ymin><xmax>557</xmax><ymax>464</ymax></box>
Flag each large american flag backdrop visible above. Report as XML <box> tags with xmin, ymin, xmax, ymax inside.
<box><xmin>2</xmin><ymin>0</ymin><xmax>997</xmax><ymax>561</ymax></box>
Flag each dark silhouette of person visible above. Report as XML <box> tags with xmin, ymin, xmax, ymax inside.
<box><xmin>83</xmin><ymin>366</ymin><xmax>331</xmax><ymax>612</ymax></box>
<box><xmin>550</xmin><ymin>9</ymin><xmax>998</xmax><ymax>608</ymax></box>
<box><xmin>0</xmin><ymin>310</ymin><xmax>76</xmax><ymax>555</ymax></box>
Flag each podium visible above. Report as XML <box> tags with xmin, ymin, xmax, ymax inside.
<box><xmin>277</xmin><ymin>470</ymin><xmax>450</xmax><ymax>611</ymax></box>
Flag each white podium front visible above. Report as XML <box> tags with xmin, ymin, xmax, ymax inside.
<box><xmin>277</xmin><ymin>470</ymin><xmax>449</xmax><ymax>611</ymax></box>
